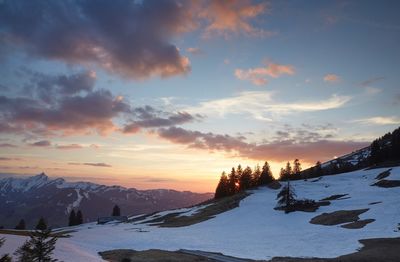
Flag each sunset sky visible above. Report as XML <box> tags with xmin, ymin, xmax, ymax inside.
<box><xmin>0</xmin><ymin>0</ymin><xmax>399</xmax><ymax>193</ymax></box>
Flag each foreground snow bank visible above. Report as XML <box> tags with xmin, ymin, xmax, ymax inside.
<box><xmin>1</xmin><ymin>167</ymin><xmax>400</xmax><ymax>261</ymax></box>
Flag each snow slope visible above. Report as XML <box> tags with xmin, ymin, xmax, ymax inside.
<box><xmin>1</xmin><ymin>167</ymin><xmax>399</xmax><ymax>261</ymax></box>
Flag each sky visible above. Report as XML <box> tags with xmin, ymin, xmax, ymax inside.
<box><xmin>0</xmin><ymin>0</ymin><xmax>399</xmax><ymax>193</ymax></box>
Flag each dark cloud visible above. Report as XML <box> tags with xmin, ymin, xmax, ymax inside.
<box><xmin>0</xmin><ymin>157</ymin><xmax>20</xmax><ymax>161</ymax></box>
<box><xmin>56</xmin><ymin>144</ymin><xmax>83</xmax><ymax>150</ymax></box>
<box><xmin>157</xmin><ymin>126</ymin><xmax>249</xmax><ymax>151</ymax></box>
<box><xmin>156</xmin><ymin>127</ymin><xmax>369</xmax><ymax>163</ymax></box>
<box><xmin>30</xmin><ymin>140</ymin><xmax>51</xmax><ymax>147</ymax></box>
<box><xmin>29</xmin><ymin>70</ymin><xmax>96</xmax><ymax>103</ymax></box>
<box><xmin>69</xmin><ymin>162</ymin><xmax>112</xmax><ymax>168</ymax></box>
<box><xmin>0</xmin><ymin>89</ymin><xmax>130</xmax><ymax>135</ymax></box>
<box><xmin>0</xmin><ymin>143</ymin><xmax>17</xmax><ymax>148</ymax></box>
<box><xmin>0</xmin><ymin>0</ymin><xmax>191</xmax><ymax>79</ymax></box>
<box><xmin>0</xmin><ymin>69</ymin><xmax>200</xmax><ymax>136</ymax></box>
<box><xmin>123</xmin><ymin>107</ymin><xmax>197</xmax><ymax>133</ymax></box>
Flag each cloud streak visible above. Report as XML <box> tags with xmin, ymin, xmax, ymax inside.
<box><xmin>351</xmin><ymin>116</ymin><xmax>400</xmax><ymax>125</ymax></box>
<box><xmin>235</xmin><ymin>63</ymin><xmax>295</xmax><ymax>85</ymax></box>
<box><xmin>186</xmin><ymin>91</ymin><xmax>351</xmax><ymax>121</ymax></box>
<box><xmin>156</xmin><ymin>126</ymin><xmax>368</xmax><ymax>163</ymax></box>
<box><xmin>69</xmin><ymin>162</ymin><xmax>112</xmax><ymax>168</ymax></box>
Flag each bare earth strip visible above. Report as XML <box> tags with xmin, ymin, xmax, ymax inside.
<box><xmin>99</xmin><ymin>237</ymin><xmax>400</xmax><ymax>262</ymax></box>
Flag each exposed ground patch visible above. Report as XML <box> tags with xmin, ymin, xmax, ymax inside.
<box><xmin>132</xmin><ymin>191</ymin><xmax>250</xmax><ymax>228</ymax></box>
<box><xmin>268</xmin><ymin>237</ymin><xmax>400</xmax><ymax>262</ymax></box>
<box><xmin>320</xmin><ymin>194</ymin><xmax>349</xmax><ymax>201</ymax></box>
<box><xmin>372</xmin><ymin>179</ymin><xmax>400</xmax><ymax>188</ymax></box>
<box><xmin>100</xmin><ymin>237</ymin><xmax>400</xmax><ymax>262</ymax></box>
<box><xmin>99</xmin><ymin>249</ymin><xmax>214</xmax><ymax>262</ymax></box>
<box><xmin>309</xmin><ymin>209</ymin><xmax>369</xmax><ymax>226</ymax></box>
<box><xmin>368</xmin><ymin>201</ymin><xmax>382</xmax><ymax>205</ymax></box>
<box><xmin>375</xmin><ymin>169</ymin><xmax>392</xmax><ymax>180</ymax></box>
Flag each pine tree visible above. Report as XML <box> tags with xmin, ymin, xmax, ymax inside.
<box><xmin>370</xmin><ymin>140</ymin><xmax>380</xmax><ymax>164</ymax></box>
<box><xmin>14</xmin><ymin>241</ymin><xmax>32</xmax><ymax>262</ymax></box>
<box><xmin>15</xmin><ymin>229</ymin><xmax>58</xmax><ymax>262</ymax></box>
<box><xmin>285</xmin><ymin>162</ymin><xmax>292</xmax><ymax>178</ymax></box>
<box><xmin>293</xmin><ymin>159</ymin><xmax>302</xmax><ymax>177</ymax></box>
<box><xmin>76</xmin><ymin>210</ymin><xmax>83</xmax><ymax>225</ymax></box>
<box><xmin>259</xmin><ymin>161</ymin><xmax>274</xmax><ymax>185</ymax></box>
<box><xmin>279</xmin><ymin>162</ymin><xmax>292</xmax><ymax>181</ymax></box>
<box><xmin>228</xmin><ymin>167</ymin><xmax>237</xmax><ymax>195</ymax></box>
<box><xmin>35</xmin><ymin>217</ymin><xmax>47</xmax><ymax>230</ymax></box>
<box><xmin>15</xmin><ymin>219</ymin><xmax>26</xmax><ymax>230</ymax></box>
<box><xmin>239</xmin><ymin>166</ymin><xmax>252</xmax><ymax>191</ymax></box>
<box><xmin>112</xmin><ymin>205</ymin><xmax>121</xmax><ymax>216</ymax></box>
<box><xmin>68</xmin><ymin>210</ymin><xmax>76</xmax><ymax>226</ymax></box>
<box><xmin>215</xmin><ymin>172</ymin><xmax>229</xmax><ymax>199</ymax></box>
<box><xmin>0</xmin><ymin>238</ymin><xmax>11</xmax><ymax>262</ymax></box>
<box><xmin>252</xmin><ymin>164</ymin><xmax>261</xmax><ymax>187</ymax></box>
<box><xmin>236</xmin><ymin>164</ymin><xmax>243</xmax><ymax>181</ymax></box>
<box><xmin>276</xmin><ymin>181</ymin><xmax>296</xmax><ymax>212</ymax></box>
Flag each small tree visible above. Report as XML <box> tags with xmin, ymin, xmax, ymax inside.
<box><xmin>259</xmin><ymin>161</ymin><xmax>274</xmax><ymax>185</ymax></box>
<box><xmin>276</xmin><ymin>181</ymin><xmax>296</xmax><ymax>212</ymax></box>
<box><xmin>293</xmin><ymin>159</ymin><xmax>302</xmax><ymax>177</ymax></box>
<box><xmin>76</xmin><ymin>210</ymin><xmax>83</xmax><ymax>225</ymax></box>
<box><xmin>68</xmin><ymin>210</ymin><xmax>76</xmax><ymax>226</ymax></box>
<box><xmin>0</xmin><ymin>238</ymin><xmax>11</xmax><ymax>262</ymax></box>
<box><xmin>239</xmin><ymin>166</ymin><xmax>252</xmax><ymax>191</ymax></box>
<box><xmin>215</xmin><ymin>172</ymin><xmax>229</xmax><ymax>199</ymax></box>
<box><xmin>35</xmin><ymin>217</ymin><xmax>47</xmax><ymax>230</ymax></box>
<box><xmin>15</xmin><ymin>229</ymin><xmax>58</xmax><ymax>262</ymax></box>
<box><xmin>228</xmin><ymin>167</ymin><xmax>237</xmax><ymax>195</ymax></box>
<box><xmin>252</xmin><ymin>164</ymin><xmax>261</xmax><ymax>187</ymax></box>
<box><xmin>112</xmin><ymin>205</ymin><xmax>121</xmax><ymax>216</ymax></box>
<box><xmin>15</xmin><ymin>219</ymin><xmax>26</xmax><ymax>230</ymax></box>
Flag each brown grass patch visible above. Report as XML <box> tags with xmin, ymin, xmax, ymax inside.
<box><xmin>147</xmin><ymin>191</ymin><xmax>250</xmax><ymax>228</ymax></box>
<box><xmin>320</xmin><ymin>194</ymin><xmax>349</xmax><ymax>201</ymax></box>
<box><xmin>372</xmin><ymin>179</ymin><xmax>400</xmax><ymax>188</ymax></box>
<box><xmin>375</xmin><ymin>169</ymin><xmax>391</xmax><ymax>180</ymax></box>
<box><xmin>309</xmin><ymin>209</ymin><xmax>369</xmax><ymax>226</ymax></box>
<box><xmin>99</xmin><ymin>249</ymin><xmax>212</xmax><ymax>262</ymax></box>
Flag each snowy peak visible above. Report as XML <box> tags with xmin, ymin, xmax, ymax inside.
<box><xmin>0</xmin><ymin>172</ymin><xmax>52</xmax><ymax>193</ymax></box>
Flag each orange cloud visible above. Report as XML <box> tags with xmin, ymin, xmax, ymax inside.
<box><xmin>199</xmin><ymin>0</ymin><xmax>271</xmax><ymax>37</ymax></box>
<box><xmin>235</xmin><ymin>63</ymin><xmax>295</xmax><ymax>85</ymax></box>
<box><xmin>324</xmin><ymin>74</ymin><xmax>340</xmax><ymax>82</ymax></box>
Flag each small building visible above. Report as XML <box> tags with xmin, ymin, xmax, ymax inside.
<box><xmin>97</xmin><ymin>216</ymin><xmax>128</xmax><ymax>225</ymax></box>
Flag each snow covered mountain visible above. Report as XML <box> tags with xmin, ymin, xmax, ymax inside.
<box><xmin>0</xmin><ymin>173</ymin><xmax>213</xmax><ymax>229</ymax></box>
<box><xmin>2</xmin><ymin>166</ymin><xmax>400</xmax><ymax>261</ymax></box>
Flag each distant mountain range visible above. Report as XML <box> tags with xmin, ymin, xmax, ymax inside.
<box><xmin>0</xmin><ymin>173</ymin><xmax>213</xmax><ymax>229</ymax></box>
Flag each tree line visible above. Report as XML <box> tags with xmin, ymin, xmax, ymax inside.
<box><xmin>12</xmin><ymin>204</ymin><xmax>122</xmax><ymax>231</ymax></box>
<box><xmin>215</xmin><ymin>159</ymin><xmax>306</xmax><ymax>199</ymax></box>
<box><xmin>370</xmin><ymin>126</ymin><xmax>400</xmax><ymax>165</ymax></box>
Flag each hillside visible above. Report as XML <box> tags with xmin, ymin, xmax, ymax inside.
<box><xmin>1</xmin><ymin>166</ymin><xmax>399</xmax><ymax>261</ymax></box>
<box><xmin>0</xmin><ymin>173</ymin><xmax>213</xmax><ymax>229</ymax></box>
